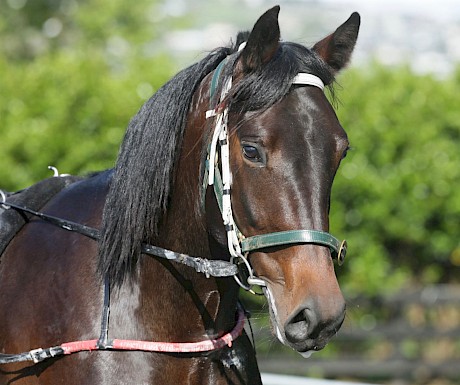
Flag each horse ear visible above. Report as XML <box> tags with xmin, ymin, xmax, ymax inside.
<box><xmin>312</xmin><ymin>12</ymin><xmax>360</xmax><ymax>73</ymax></box>
<box><xmin>239</xmin><ymin>6</ymin><xmax>281</xmax><ymax>72</ymax></box>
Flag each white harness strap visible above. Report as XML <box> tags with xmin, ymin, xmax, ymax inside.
<box><xmin>209</xmin><ymin>76</ymin><xmax>244</xmax><ymax>261</ymax></box>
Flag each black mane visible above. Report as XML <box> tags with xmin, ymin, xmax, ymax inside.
<box><xmin>98</xmin><ymin>35</ymin><xmax>335</xmax><ymax>286</ymax></box>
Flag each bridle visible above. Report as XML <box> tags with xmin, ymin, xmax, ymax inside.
<box><xmin>0</xmin><ymin>54</ymin><xmax>347</xmax><ymax>364</ymax></box>
<box><xmin>204</xmin><ymin>55</ymin><xmax>347</xmax><ymax>292</ymax></box>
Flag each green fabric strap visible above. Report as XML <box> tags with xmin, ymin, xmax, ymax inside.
<box><xmin>241</xmin><ymin>230</ymin><xmax>341</xmax><ymax>254</ymax></box>
<box><xmin>205</xmin><ymin>59</ymin><xmax>348</xmax><ymax>266</ymax></box>
<box><xmin>209</xmin><ymin>58</ymin><xmax>228</xmax><ymax>102</ymax></box>
<box><xmin>212</xmin><ymin>165</ymin><xmax>346</xmax><ymax>262</ymax></box>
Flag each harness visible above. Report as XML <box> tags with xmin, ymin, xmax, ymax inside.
<box><xmin>0</xmin><ymin>55</ymin><xmax>347</xmax><ymax>364</ymax></box>
<box><xmin>0</xmin><ymin>192</ymin><xmax>245</xmax><ymax>364</ymax></box>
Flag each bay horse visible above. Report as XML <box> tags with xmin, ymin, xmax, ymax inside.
<box><xmin>0</xmin><ymin>6</ymin><xmax>360</xmax><ymax>385</ymax></box>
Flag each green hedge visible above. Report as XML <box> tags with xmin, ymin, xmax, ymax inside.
<box><xmin>0</xmin><ymin>51</ymin><xmax>172</xmax><ymax>190</ymax></box>
<box><xmin>331</xmin><ymin>66</ymin><xmax>460</xmax><ymax>294</ymax></box>
<box><xmin>0</xmin><ymin>0</ymin><xmax>174</xmax><ymax>190</ymax></box>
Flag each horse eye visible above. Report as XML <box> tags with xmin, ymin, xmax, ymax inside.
<box><xmin>242</xmin><ymin>145</ymin><xmax>261</xmax><ymax>161</ymax></box>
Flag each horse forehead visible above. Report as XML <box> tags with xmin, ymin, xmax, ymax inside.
<box><xmin>249</xmin><ymin>87</ymin><xmax>346</xmax><ymax>146</ymax></box>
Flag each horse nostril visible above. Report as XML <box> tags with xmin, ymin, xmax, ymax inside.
<box><xmin>283</xmin><ymin>301</ymin><xmax>346</xmax><ymax>349</ymax></box>
<box><xmin>284</xmin><ymin>307</ymin><xmax>316</xmax><ymax>344</ymax></box>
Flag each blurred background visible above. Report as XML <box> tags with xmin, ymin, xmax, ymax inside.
<box><xmin>1</xmin><ymin>0</ymin><xmax>459</xmax><ymax>384</ymax></box>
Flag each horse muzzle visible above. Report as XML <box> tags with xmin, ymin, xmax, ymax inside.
<box><xmin>283</xmin><ymin>298</ymin><xmax>346</xmax><ymax>354</ymax></box>
<box><xmin>264</xmin><ymin>281</ymin><xmax>346</xmax><ymax>357</ymax></box>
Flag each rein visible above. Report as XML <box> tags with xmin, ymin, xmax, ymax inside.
<box><xmin>0</xmin><ymin>279</ymin><xmax>245</xmax><ymax>364</ymax></box>
<box><xmin>0</xmin><ymin>191</ymin><xmax>245</xmax><ymax>365</ymax></box>
<box><xmin>0</xmin><ymin>197</ymin><xmax>237</xmax><ymax>278</ymax></box>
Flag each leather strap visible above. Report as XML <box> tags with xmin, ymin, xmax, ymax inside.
<box><xmin>210</xmin><ymin>162</ymin><xmax>346</xmax><ymax>264</ymax></box>
<box><xmin>0</xmin><ymin>199</ymin><xmax>238</xmax><ymax>278</ymax></box>
<box><xmin>242</xmin><ymin>229</ymin><xmax>340</xmax><ymax>254</ymax></box>
<box><xmin>209</xmin><ymin>58</ymin><xmax>228</xmax><ymax>102</ymax></box>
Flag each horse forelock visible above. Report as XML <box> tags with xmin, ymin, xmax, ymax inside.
<box><xmin>201</xmin><ymin>39</ymin><xmax>336</xmax><ymax>178</ymax></box>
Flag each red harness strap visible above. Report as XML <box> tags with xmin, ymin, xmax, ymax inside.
<box><xmin>0</xmin><ymin>307</ymin><xmax>245</xmax><ymax>364</ymax></box>
<box><xmin>62</xmin><ymin>306</ymin><xmax>245</xmax><ymax>354</ymax></box>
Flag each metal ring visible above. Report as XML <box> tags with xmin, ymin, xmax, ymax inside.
<box><xmin>230</xmin><ymin>253</ymin><xmax>265</xmax><ymax>294</ymax></box>
<box><xmin>0</xmin><ymin>190</ymin><xmax>10</xmax><ymax>209</ymax></box>
<box><xmin>230</xmin><ymin>253</ymin><xmax>253</xmax><ymax>291</ymax></box>
<box><xmin>337</xmin><ymin>240</ymin><xmax>347</xmax><ymax>266</ymax></box>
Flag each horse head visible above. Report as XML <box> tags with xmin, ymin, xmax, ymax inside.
<box><xmin>204</xmin><ymin>6</ymin><xmax>360</xmax><ymax>356</ymax></box>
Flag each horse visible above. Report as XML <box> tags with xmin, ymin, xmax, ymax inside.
<box><xmin>0</xmin><ymin>6</ymin><xmax>360</xmax><ymax>384</ymax></box>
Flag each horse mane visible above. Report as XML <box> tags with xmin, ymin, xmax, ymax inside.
<box><xmin>98</xmin><ymin>33</ymin><xmax>335</xmax><ymax>286</ymax></box>
<box><xmin>98</xmin><ymin>45</ymin><xmax>236</xmax><ymax>285</ymax></box>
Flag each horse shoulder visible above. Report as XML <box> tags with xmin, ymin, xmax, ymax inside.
<box><xmin>0</xmin><ymin>171</ymin><xmax>112</xmax><ymax>362</ymax></box>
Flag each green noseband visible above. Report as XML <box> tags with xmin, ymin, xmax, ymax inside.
<box><xmin>208</xmin><ymin>166</ymin><xmax>347</xmax><ymax>266</ymax></box>
<box><xmin>242</xmin><ymin>230</ymin><xmax>347</xmax><ymax>266</ymax></box>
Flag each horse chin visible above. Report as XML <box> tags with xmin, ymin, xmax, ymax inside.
<box><xmin>289</xmin><ymin>340</ymin><xmax>326</xmax><ymax>357</ymax></box>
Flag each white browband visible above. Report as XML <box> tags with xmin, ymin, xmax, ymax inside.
<box><xmin>292</xmin><ymin>73</ymin><xmax>325</xmax><ymax>90</ymax></box>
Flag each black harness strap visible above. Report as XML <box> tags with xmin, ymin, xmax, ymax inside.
<box><xmin>0</xmin><ymin>192</ymin><xmax>239</xmax><ymax>364</ymax></box>
<box><xmin>0</xmin><ymin>274</ymin><xmax>112</xmax><ymax>364</ymax></box>
<box><xmin>0</xmin><ymin>346</ymin><xmax>65</xmax><ymax>364</ymax></box>
<box><xmin>96</xmin><ymin>276</ymin><xmax>112</xmax><ymax>349</ymax></box>
<box><xmin>2</xmin><ymin>200</ymin><xmax>99</xmax><ymax>239</ymax></box>
<box><xmin>0</xmin><ymin>199</ymin><xmax>238</xmax><ymax>278</ymax></box>
<box><xmin>0</xmin><ymin>176</ymin><xmax>82</xmax><ymax>256</ymax></box>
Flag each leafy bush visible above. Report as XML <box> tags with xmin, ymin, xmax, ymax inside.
<box><xmin>331</xmin><ymin>65</ymin><xmax>460</xmax><ymax>294</ymax></box>
<box><xmin>0</xmin><ymin>51</ymin><xmax>172</xmax><ymax>190</ymax></box>
<box><xmin>0</xmin><ymin>0</ymin><xmax>174</xmax><ymax>190</ymax></box>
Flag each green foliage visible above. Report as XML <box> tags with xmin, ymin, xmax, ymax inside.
<box><xmin>330</xmin><ymin>65</ymin><xmax>460</xmax><ymax>294</ymax></box>
<box><xmin>0</xmin><ymin>0</ymin><xmax>174</xmax><ymax>191</ymax></box>
<box><xmin>0</xmin><ymin>53</ymin><xmax>173</xmax><ymax>190</ymax></box>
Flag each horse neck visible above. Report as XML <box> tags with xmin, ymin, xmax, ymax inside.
<box><xmin>159</xmin><ymin>74</ymin><xmax>211</xmax><ymax>259</ymax></box>
<box><xmin>136</xmin><ymin>73</ymin><xmax>240</xmax><ymax>339</ymax></box>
